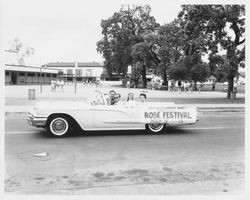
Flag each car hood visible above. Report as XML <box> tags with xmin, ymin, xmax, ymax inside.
<box><xmin>34</xmin><ymin>100</ymin><xmax>89</xmax><ymax>110</ymax></box>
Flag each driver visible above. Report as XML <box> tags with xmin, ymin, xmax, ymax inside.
<box><xmin>109</xmin><ymin>90</ymin><xmax>116</xmax><ymax>105</ymax></box>
<box><xmin>113</xmin><ymin>93</ymin><xmax>121</xmax><ymax>105</ymax></box>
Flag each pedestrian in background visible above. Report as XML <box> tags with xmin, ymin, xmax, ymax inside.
<box><xmin>233</xmin><ymin>81</ymin><xmax>238</xmax><ymax>93</ymax></box>
<box><xmin>127</xmin><ymin>80</ymin><xmax>130</xmax><ymax>88</ymax></box>
<box><xmin>190</xmin><ymin>80</ymin><xmax>194</xmax><ymax>93</ymax></box>
<box><xmin>51</xmin><ymin>79</ymin><xmax>56</xmax><ymax>92</ymax></box>
<box><xmin>168</xmin><ymin>79</ymin><xmax>172</xmax><ymax>92</ymax></box>
<box><xmin>184</xmin><ymin>81</ymin><xmax>190</xmax><ymax>92</ymax></box>
<box><xmin>178</xmin><ymin>79</ymin><xmax>182</xmax><ymax>94</ymax></box>
<box><xmin>212</xmin><ymin>81</ymin><xmax>216</xmax><ymax>91</ymax></box>
<box><xmin>196</xmin><ymin>82</ymin><xmax>201</xmax><ymax>93</ymax></box>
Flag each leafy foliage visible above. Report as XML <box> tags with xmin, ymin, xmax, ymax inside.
<box><xmin>9</xmin><ymin>38</ymin><xmax>35</xmax><ymax>65</ymax></box>
<box><xmin>97</xmin><ymin>4</ymin><xmax>245</xmax><ymax>96</ymax></box>
<box><xmin>97</xmin><ymin>5</ymin><xmax>159</xmax><ymax>79</ymax></box>
<box><xmin>178</xmin><ymin>5</ymin><xmax>245</xmax><ymax>98</ymax></box>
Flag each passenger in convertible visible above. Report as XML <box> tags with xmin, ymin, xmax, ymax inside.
<box><xmin>109</xmin><ymin>90</ymin><xmax>116</xmax><ymax>105</ymax></box>
<box><xmin>139</xmin><ymin>93</ymin><xmax>147</xmax><ymax>103</ymax></box>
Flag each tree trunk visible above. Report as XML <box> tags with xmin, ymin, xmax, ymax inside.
<box><xmin>227</xmin><ymin>76</ymin><xmax>234</xmax><ymax>99</ymax></box>
<box><xmin>142</xmin><ymin>65</ymin><xmax>147</xmax><ymax>88</ymax></box>
<box><xmin>226</xmin><ymin>45</ymin><xmax>238</xmax><ymax>99</ymax></box>
<box><xmin>163</xmin><ymin>67</ymin><xmax>167</xmax><ymax>86</ymax></box>
<box><xmin>194</xmin><ymin>81</ymin><xmax>197</xmax><ymax>91</ymax></box>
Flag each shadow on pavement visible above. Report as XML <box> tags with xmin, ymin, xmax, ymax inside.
<box><xmin>32</xmin><ymin>127</ymin><xmax>196</xmax><ymax>139</ymax></box>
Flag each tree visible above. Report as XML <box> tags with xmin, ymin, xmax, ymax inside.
<box><xmin>134</xmin><ymin>19</ymin><xmax>185</xmax><ymax>87</ymax></box>
<box><xmin>9</xmin><ymin>38</ymin><xmax>35</xmax><ymax>65</ymax></box>
<box><xmin>208</xmin><ymin>54</ymin><xmax>227</xmax><ymax>82</ymax></box>
<box><xmin>179</xmin><ymin>5</ymin><xmax>245</xmax><ymax>98</ymax></box>
<box><xmin>156</xmin><ymin>19</ymin><xmax>185</xmax><ymax>85</ymax></box>
<box><xmin>131</xmin><ymin>41</ymin><xmax>157</xmax><ymax>87</ymax></box>
<box><xmin>97</xmin><ymin>5</ymin><xmax>159</xmax><ymax>79</ymax></box>
<box><xmin>168</xmin><ymin>55</ymin><xmax>210</xmax><ymax>86</ymax></box>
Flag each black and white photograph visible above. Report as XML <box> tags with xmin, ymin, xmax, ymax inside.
<box><xmin>1</xmin><ymin>0</ymin><xmax>248</xmax><ymax>198</ymax></box>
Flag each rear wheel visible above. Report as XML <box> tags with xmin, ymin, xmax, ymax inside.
<box><xmin>146</xmin><ymin>123</ymin><xmax>166</xmax><ymax>134</ymax></box>
<box><xmin>47</xmin><ymin>116</ymin><xmax>71</xmax><ymax>137</ymax></box>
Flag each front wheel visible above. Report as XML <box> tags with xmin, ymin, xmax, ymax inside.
<box><xmin>47</xmin><ymin>116</ymin><xmax>71</xmax><ymax>137</ymax></box>
<box><xmin>146</xmin><ymin>123</ymin><xmax>166</xmax><ymax>134</ymax></box>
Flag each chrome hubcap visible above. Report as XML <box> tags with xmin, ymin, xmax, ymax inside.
<box><xmin>148</xmin><ymin>123</ymin><xmax>164</xmax><ymax>132</ymax></box>
<box><xmin>50</xmin><ymin>118</ymin><xmax>68</xmax><ymax>136</ymax></box>
<box><xmin>53</xmin><ymin>120</ymin><xmax>66</xmax><ymax>132</ymax></box>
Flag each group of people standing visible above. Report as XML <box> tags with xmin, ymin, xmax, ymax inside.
<box><xmin>51</xmin><ymin>79</ymin><xmax>65</xmax><ymax>92</ymax></box>
<box><xmin>168</xmin><ymin>80</ymin><xmax>200</xmax><ymax>93</ymax></box>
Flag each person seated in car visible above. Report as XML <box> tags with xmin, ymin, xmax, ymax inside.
<box><xmin>125</xmin><ymin>92</ymin><xmax>136</xmax><ymax>105</ymax></box>
<box><xmin>109</xmin><ymin>90</ymin><xmax>116</xmax><ymax>105</ymax></box>
<box><xmin>113</xmin><ymin>93</ymin><xmax>121</xmax><ymax>105</ymax></box>
<box><xmin>139</xmin><ymin>93</ymin><xmax>147</xmax><ymax>103</ymax></box>
<box><xmin>127</xmin><ymin>92</ymin><xmax>134</xmax><ymax>102</ymax></box>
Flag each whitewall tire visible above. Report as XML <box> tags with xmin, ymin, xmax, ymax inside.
<box><xmin>47</xmin><ymin>117</ymin><xmax>71</xmax><ymax>137</ymax></box>
<box><xmin>146</xmin><ymin>123</ymin><xmax>166</xmax><ymax>134</ymax></box>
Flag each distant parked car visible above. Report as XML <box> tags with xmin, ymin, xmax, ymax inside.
<box><xmin>239</xmin><ymin>81</ymin><xmax>245</xmax><ymax>85</ymax></box>
<box><xmin>203</xmin><ymin>82</ymin><xmax>212</xmax><ymax>85</ymax></box>
<box><xmin>222</xmin><ymin>82</ymin><xmax>228</xmax><ymax>86</ymax></box>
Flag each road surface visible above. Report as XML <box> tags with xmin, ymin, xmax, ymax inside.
<box><xmin>5</xmin><ymin>113</ymin><xmax>245</xmax><ymax>195</ymax></box>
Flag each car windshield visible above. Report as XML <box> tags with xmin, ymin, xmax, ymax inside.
<box><xmin>87</xmin><ymin>91</ymin><xmax>105</xmax><ymax>105</ymax></box>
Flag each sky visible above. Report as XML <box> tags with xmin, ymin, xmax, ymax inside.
<box><xmin>2</xmin><ymin>0</ymin><xmax>247</xmax><ymax>67</ymax></box>
<box><xmin>1</xmin><ymin>0</ymin><xmax>183</xmax><ymax>66</ymax></box>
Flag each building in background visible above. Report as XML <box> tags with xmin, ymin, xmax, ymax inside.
<box><xmin>5</xmin><ymin>64</ymin><xmax>59</xmax><ymax>85</ymax></box>
<box><xmin>206</xmin><ymin>75</ymin><xmax>217</xmax><ymax>84</ymax></box>
<box><xmin>4</xmin><ymin>50</ymin><xmax>59</xmax><ymax>85</ymax></box>
<box><xmin>43</xmin><ymin>62</ymin><xmax>104</xmax><ymax>83</ymax></box>
<box><xmin>4</xmin><ymin>50</ymin><xmax>106</xmax><ymax>85</ymax></box>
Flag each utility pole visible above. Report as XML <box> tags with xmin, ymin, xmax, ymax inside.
<box><xmin>40</xmin><ymin>57</ymin><xmax>43</xmax><ymax>93</ymax></box>
<box><xmin>40</xmin><ymin>66</ymin><xmax>42</xmax><ymax>93</ymax></box>
<box><xmin>74</xmin><ymin>61</ymin><xmax>77</xmax><ymax>93</ymax></box>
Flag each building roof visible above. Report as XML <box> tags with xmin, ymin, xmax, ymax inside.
<box><xmin>5</xmin><ymin>64</ymin><xmax>59</xmax><ymax>74</ymax></box>
<box><xmin>43</xmin><ymin>62</ymin><xmax>104</xmax><ymax>68</ymax></box>
<box><xmin>208</xmin><ymin>75</ymin><xmax>216</xmax><ymax>79</ymax></box>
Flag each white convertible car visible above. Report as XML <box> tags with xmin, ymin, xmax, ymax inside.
<box><xmin>27</xmin><ymin>90</ymin><xmax>199</xmax><ymax>137</ymax></box>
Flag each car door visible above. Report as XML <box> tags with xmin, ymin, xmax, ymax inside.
<box><xmin>66</xmin><ymin>102</ymin><xmax>95</xmax><ymax>130</ymax></box>
<box><xmin>92</xmin><ymin>103</ymin><xmax>144</xmax><ymax>130</ymax></box>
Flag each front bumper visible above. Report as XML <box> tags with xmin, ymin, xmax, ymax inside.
<box><xmin>27</xmin><ymin>113</ymin><xmax>47</xmax><ymax>127</ymax></box>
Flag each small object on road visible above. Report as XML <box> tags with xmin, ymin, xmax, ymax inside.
<box><xmin>33</xmin><ymin>152</ymin><xmax>49</xmax><ymax>157</ymax></box>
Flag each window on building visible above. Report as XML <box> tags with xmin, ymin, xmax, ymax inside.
<box><xmin>86</xmin><ymin>69</ymin><xmax>92</xmax><ymax>77</ymax></box>
<box><xmin>58</xmin><ymin>70</ymin><xmax>63</xmax><ymax>76</ymax></box>
<box><xmin>53</xmin><ymin>74</ymin><xmax>57</xmax><ymax>77</ymax></box>
<box><xmin>27</xmin><ymin>73</ymin><xmax>35</xmax><ymax>76</ymax></box>
<box><xmin>67</xmin><ymin>69</ymin><xmax>73</xmax><ymax>75</ymax></box>
<box><xmin>5</xmin><ymin>71</ymin><xmax>10</xmax><ymax>76</ymax></box>
<box><xmin>19</xmin><ymin>72</ymin><xmax>25</xmax><ymax>76</ymax></box>
<box><xmin>76</xmin><ymin>69</ymin><xmax>82</xmax><ymax>77</ymax></box>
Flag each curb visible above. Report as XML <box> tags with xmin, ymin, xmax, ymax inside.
<box><xmin>198</xmin><ymin>107</ymin><xmax>245</xmax><ymax>113</ymax></box>
<box><xmin>5</xmin><ymin>107</ymin><xmax>245</xmax><ymax>117</ymax></box>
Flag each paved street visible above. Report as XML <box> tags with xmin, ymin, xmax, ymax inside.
<box><xmin>5</xmin><ymin>113</ymin><xmax>244</xmax><ymax>194</ymax></box>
